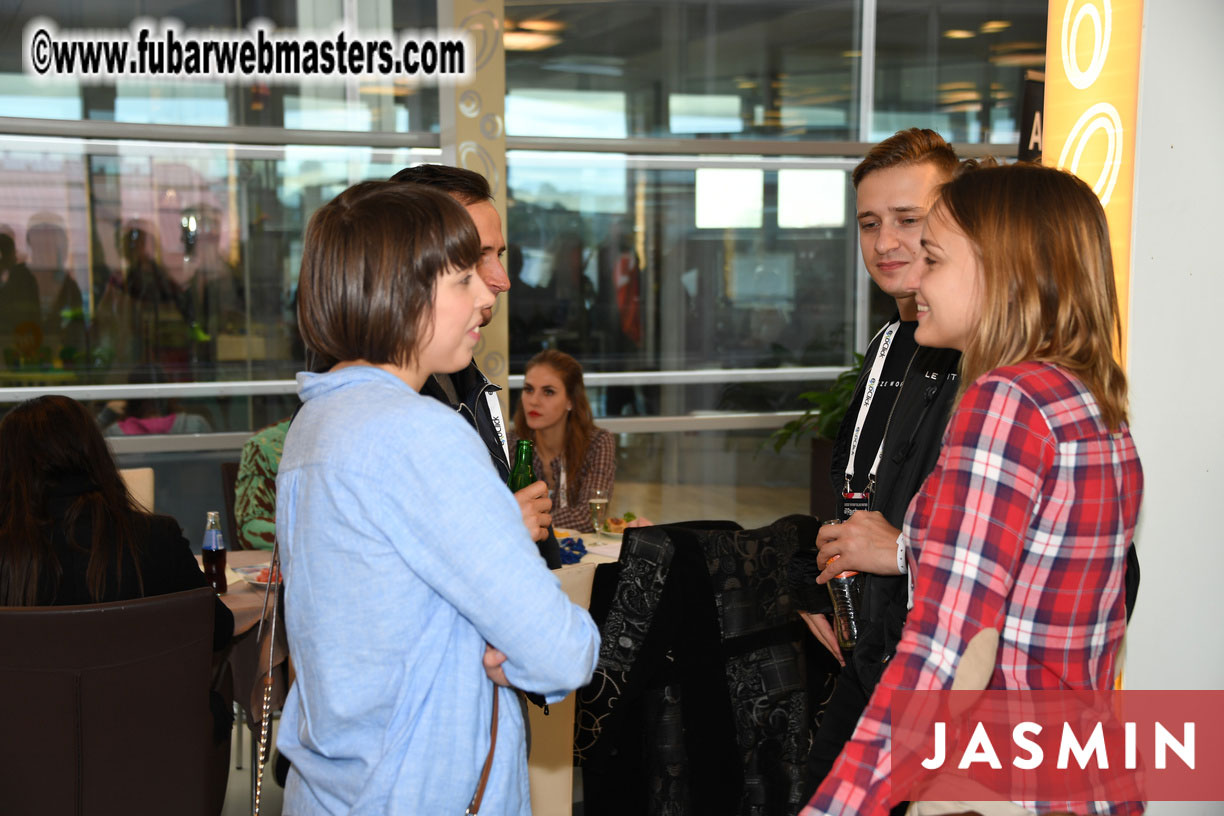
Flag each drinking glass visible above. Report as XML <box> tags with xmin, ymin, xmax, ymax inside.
<box><xmin>589</xmin><ymin>488</ymin><xmax>609</xmax><ymax>537</ymax></box>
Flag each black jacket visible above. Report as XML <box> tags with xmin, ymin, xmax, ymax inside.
<box><xmin>39</xmin><ymin>483</ymin><xmax>234</xmax><ymax>652</ymax></box>
<box><xmin>828</xmin><ymin>321</ymin><xmax>961</xmax><ymax>693</ymax></box>
<box><xmin>422</xmin><ymin>361</ymin><xmax>510</xmax><ymax>481</ymax></box>
<box><xmin>423</xmin><ymin>362</ymin><xmax>562</xmax><ymax>569</ymax></box>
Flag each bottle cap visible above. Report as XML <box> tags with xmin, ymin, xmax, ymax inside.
<box><xmin>827</xmin><ymin>553</ymin><xmax>858</xmax><ymax>579</ymax></box>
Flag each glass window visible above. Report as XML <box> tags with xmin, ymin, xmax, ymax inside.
<box><xmin>1</xmin><ymin>0</ymin><xmax>441</xmax><ymax>133</ymax></box>
<box><xmin>873</xmin><ymin>1</ymin><xmax>1047</xmax><ymax>144</ymax></box>
<box><xmin>615</xmin><ymin>429</ymin><xmax>810</xmax><ymax>526</ymax></box>
<box><xmin>506</xmin><ymin>150</ymin><xmax>860</xmax><ymax>417</ymax></box>
<box><xmin>505</xmin><ymin>1</ymin><xmax>859</xmax><ymax>141</ymax></box>
<box><xmin>0</xmin><ymin>135</ymin><xmax>440</xmax><ymax>425</ymax></box>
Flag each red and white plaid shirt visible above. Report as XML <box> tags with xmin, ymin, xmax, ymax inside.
<box><xmin>805</xmin><ymin>362</ymin><xmax>1144</xmax><ymax>816</ymax></box>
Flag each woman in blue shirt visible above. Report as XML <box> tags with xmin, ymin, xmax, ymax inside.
<box><xmin>277</xmin><ymin>181</ymin><xmax>600</xmax><ymax>814</ymax></box>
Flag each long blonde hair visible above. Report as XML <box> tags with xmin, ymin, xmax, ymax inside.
<box><xmin>938</xmin><ymin>163</ymin><xmax>1129</xmax><ymax>430</ymax></box>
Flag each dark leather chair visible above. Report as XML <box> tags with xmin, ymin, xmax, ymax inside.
<box><xmin>0</xmin><ymin>587</ymin><xmax>219</xmax><ymax>816</ymax></box>
<box><xmin>220</xmin><ymin>460</ymin><xmax>247</xmax><ymax>550</ymax></box>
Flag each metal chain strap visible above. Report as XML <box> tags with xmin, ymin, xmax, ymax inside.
<box><xmin>253</xmin><ymin>674</ymin><xmax>274</xmax><ymax>815</ymax></box>
<box><xmin>252</xmin><ymin>543</ymin><xmax>281</xmax><ymax>816</ymax></box>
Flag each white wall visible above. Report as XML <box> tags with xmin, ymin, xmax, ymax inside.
<box><xmin>1125</xmin><ymin>0</ymin><xmax>1224</xmax><ymax>812</ymax></box>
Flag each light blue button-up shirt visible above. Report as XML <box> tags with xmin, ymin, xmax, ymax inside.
<box><xmin>276</xmin><ymin>366</ymin><xmax>600</xmax><ymax>814</ymax></box>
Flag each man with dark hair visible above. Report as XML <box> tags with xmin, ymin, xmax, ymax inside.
<box><xmin>391</xmin><ymin>164</ymin><xmax>558</xmax><ymax>566</ymax></box>
<box><xmin>800</xmin><ymin>129</ymin><xmax>964</xmax><ymax>802</ymax></box>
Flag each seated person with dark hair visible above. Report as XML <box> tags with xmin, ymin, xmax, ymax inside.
<box><xmin>0</xmin><ymin>394</ymin><xmax>234</xmax><ymax>808</ymax></box>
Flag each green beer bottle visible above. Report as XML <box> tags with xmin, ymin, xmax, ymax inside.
<box><xmin>508</xmin><ymin>439</ymin><xmax>536</xmax><ymax>492</ymax></box>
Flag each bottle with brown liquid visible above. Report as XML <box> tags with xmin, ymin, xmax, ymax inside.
<box><xmin>201</xmin><ymin>510</ymin><xmax>227</xmax><ymax>594</ymax></box>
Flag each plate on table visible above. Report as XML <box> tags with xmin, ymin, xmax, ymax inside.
<box><xmin>233</xmin><ymin>564</ymin><xmax>280</xmax><ymax>591</ymax></box>
<box><xmin>585</xmin><ymin>531</ymin><xmax>623</xmax><ymax>561</ymax></box>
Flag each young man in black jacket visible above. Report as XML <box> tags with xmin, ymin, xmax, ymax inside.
<box><xmin>800</xmin><ymin>129</ymin><xmax>964</xmax><ymax>801</ymax></box>
<box><xmin>390</xmin><ymin>164</ymin><xmax>559</xmax><ymax>566</ymax></box>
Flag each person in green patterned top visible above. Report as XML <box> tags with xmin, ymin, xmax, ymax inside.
<box><xmin>234</xmin><ymin>416</ymin><xmax>291</xmax><ymax>550</ymax></box>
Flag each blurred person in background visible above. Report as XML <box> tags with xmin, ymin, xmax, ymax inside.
<box><xmin>233</xmin><ymin>414</ymin><xmax>291</xmax><ymax>551</ymax></box>
<box><xmin>0</xmin><ymin>229</ymin><xmax>41</xmax><ymax>369</ymax></box>
<box><xmin>26</xmin><ymin>214</ymin><xmax>86</xmax><ymax>369</ymax></box>
<box><xmin>94</xmin><ymin>219</ymin><xmax>196</xmax><ymax>378</ymax></box>
<box><xmin>510</xmin><ymin>349</ymin><xmax>615</xmax><ymax>533</ymax></box>
<box><xmin>178</xmin><ymin>203</ymin><xmax>245</xmax><ymax>377</ymax></box>
<box><xmin>98</xmin><ymin>364</ymin><xmax>212</xmax><ymax>436</ymax></box>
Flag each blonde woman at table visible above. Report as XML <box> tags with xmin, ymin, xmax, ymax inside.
<box><xmin>278</xmin><ymin>181</ymin><xmax>599</xmax><ymax>815</ymax></box>
<box><xmin>510</xmin><ymin>349</ymin><xmax>616</xmax><ymax>532</ymax></box>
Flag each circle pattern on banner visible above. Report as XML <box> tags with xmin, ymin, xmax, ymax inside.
<box><xmin>480</xmin><ymin>350</ymin><xmax>507</xmax><ymax>379</ymax></box>
<box><xmin>459</xmin><ymin>89</ymin><xmax>481</xmax><ymax>119</ymax></box>
<box><xmin>458</xmin><ymin>141</ymin><xmax>502</xmax><ymax>199</ymax></box>
<box><xmin>480</xmin><ymin>113</ymin><xmax>504</xmax><ymax>140</ymax></box>
<box><xmin>1057</xmin><ymin>101</ymin><xmax>1124</xmax><ymax>204</ymax></box>
<box><xmin>460</xmin><ymin>9</ymin><xmax>501</xmax><ymax>71</ymax></box>
<box><xmin>1061</xmin><ymin>0</ymin><xmax>1113</xmax><ymax>90</ymax></box>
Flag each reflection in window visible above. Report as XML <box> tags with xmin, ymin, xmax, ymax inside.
<box><xmin>694</xmin><ymin>168</ymin><xmax>763</xmax><ymax>229</ymax></box>
<box><xmin>506</xmin><ymin>152</ymin><xmax>858</xmax><ymax>419</ymax></box>
<box><xmin>115</xmin><ymin>82</ymin><xmax>230</xmax><ymax>126</ymax></box>
<box><xmin>0</xmin><ymin>0</ymin><xmax>441</xmax><ymax>133</ymax></box>
<box><xmin>506</xmin><ymin>89</ymin><xmax>628</xmax><ymax>138</ymax></box>
<box><xmin>669</xmin><ymin>94</ymin><xmax>743</xmax><ymax>135</ymax></box>
<box><xmin>506</xmin><ymin>2</ymin><xmax>856</xmax><ymax>141</ymax></box>
<box><xmin>510</xmin><ymin>151</ymin><xmax>627</xmax><ymax>213</ymax></box>
<box><xmin>0</xmin><ymin>136</ymin><xmax>440</xmax><ymax>430</ymax></box>
<box><xmin>778</xmin><ymin>169</ymin><xmax>847</xmax><ymax>229</ymax></box>
<box><xmin>873</xmin><ymin>2</ymin><xmax>1047</xmax><ymax>144</ymax></box>
<box><xmin>0</xmin><ymin>75</ymin><xmax>81</xmax><ymax>120</ymax></box>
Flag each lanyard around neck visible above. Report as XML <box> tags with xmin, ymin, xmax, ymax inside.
<box><xmin>843</xmin><ymin>320</ymin><xmax>901</xmax><ymax>492</ymax></box>
<box><xmin>484</xmin><ymin>391</ymin><xmax>510</xmax><ymax>464</ymax></box>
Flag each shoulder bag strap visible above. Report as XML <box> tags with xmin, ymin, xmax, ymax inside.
<box><xmin>253</xmin><ymin>537</ymin><xmax>281</xmax><ymax>815</ymax></box>
<box><xmin>465</xmin><ymin>684</ymin><xmax>499</xmax><ymax>814</ymax></box>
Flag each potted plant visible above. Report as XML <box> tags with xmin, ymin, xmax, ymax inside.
<box><xmin>769</xmin><ymin>354</ymin><xmax>865</xmax><ymax>521</ymax></box>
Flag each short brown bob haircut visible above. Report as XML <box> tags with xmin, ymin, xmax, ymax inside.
<box><xmin>297</xmin><ymin>181</ymin><xmax>481</xmax><ymax>369</ymax></box>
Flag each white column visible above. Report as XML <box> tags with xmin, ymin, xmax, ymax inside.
<box><xmin>1125</xmin><ymin>8</ymin><xmax>1224</xmax><ymax>815</ymax></box>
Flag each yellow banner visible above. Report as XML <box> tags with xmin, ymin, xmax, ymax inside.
<box><xmin>1043</xmin><ymin>0</ymin><xmax>1143</xmax><ymax>356</ymax></box>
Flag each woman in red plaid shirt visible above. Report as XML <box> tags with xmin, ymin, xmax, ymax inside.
<box><xmin>806</xmin><ymin>163</ymin><xmax>1144</xmax><ymax>816</ymax></box>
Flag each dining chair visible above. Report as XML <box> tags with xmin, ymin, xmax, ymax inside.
<box><xmin>0</xmin><ymin>587</ymin><xmax>221</xmax><ymax>816</ymax></box>
<box><xmin>119</xmin><ymin>465</ymin><xmax>155</xmax><ymax>512</ymax></box>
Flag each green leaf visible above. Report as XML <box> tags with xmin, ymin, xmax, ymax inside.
<box><xmin>768</xmin><ymin>353</ymin><xmax>865</xmax><ymax>452</ymax></box>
